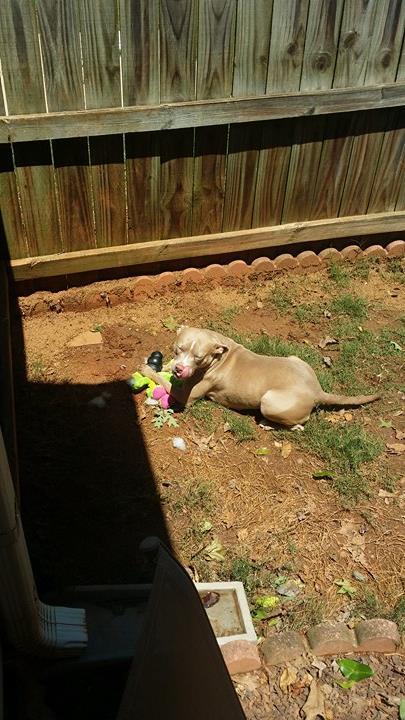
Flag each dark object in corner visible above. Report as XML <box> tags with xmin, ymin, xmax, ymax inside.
<box><xmin>147</xmin><ymin>352</ymin><xmax>163</xmax><ymax>372</ymax></box>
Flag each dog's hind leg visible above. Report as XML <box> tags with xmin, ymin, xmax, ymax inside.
<box><xmin>260</xmin><ymin>389</ymin><xmax>313</xmax><ymax>428</ymax></box>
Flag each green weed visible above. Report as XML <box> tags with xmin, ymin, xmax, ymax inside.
<box><xmin>330</xmin><ymin>294</ymin><xmax>368</xmax><ymax>320</ymax></box>
<box><xmin>328</xmin><ymin>262</ymin><xmax>350</xmax><ymax>287</ymax></box>
<box><xmin>223</xmin><ymin>409</ymin><xmax>256</xmax><ymax>442</ymax></box>
<box><xmin>172</xmin><ymin>480</ymin><xmax>214</xmax><ymax>515</ymax></box>
<box><xmin>284</xmin><ymin>595</ymin><xmax>325</xmax><ymax>632</ymax></box>
<box><xmin>294</xmin><ymin>303</ymin><xmax>322</xmax><ymax>323</ymax></box>
<box><xmin>269</xmin><ymin>290</ymin><xmax>293</xmax><ymax>313</ymax></box>
<box><xmin>186</xmin><ymin>399</ymin><xmax>215</xmax><ymax>432</ymax></box>
<box><xmin>220</xmin><ymin>305</ymin><xmax>240</xmax><ymax>324</ymax></box>
<box><xmin>386</xmin><ymin>259</ymin><xmax>404</xmax><ymax>284</ymax></box>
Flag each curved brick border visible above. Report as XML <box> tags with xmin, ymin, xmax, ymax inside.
<box><xmin>222</xmin><ymin>617</ymin><xmax>402</xmax><ymax>675</ymax></box>
<box><xmin>19</xmin><ymin>240</ymin><xmax>405</xmax><ymax>317</ymax></box>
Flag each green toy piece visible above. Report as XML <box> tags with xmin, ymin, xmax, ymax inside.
<box><xmin>129</xmin><ymin>370</ymin><xmax>174</xmax><ymax>397</ymax></box>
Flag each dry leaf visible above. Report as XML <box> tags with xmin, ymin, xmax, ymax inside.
<box><xmin>281</xmin><ymin>441</ymin><xmax>292</xmax><ymax>459</ymax></box>
<box><xmin>279</xmin><ymin>663</ymin><xmax>297</xmax><ymax>693</ymax></box>
<box><xmin>395</xmin><ymin>429</ymin><xmax>405</xmax><ymax>441</ymax></box>
<box><xmin>386</xmin><ymin>443</ymin><xmax>405</xmax><ymax>454</ymax></box>
<box><xmin>378</xmin><ymin>489</ymin><xmax>395</xmax><ymax>498</ymax></box>
<box><xmin>343</xmin><ymin>412</ymin><xmax>353</xmax><ymax>421</ymax></box>
<box><xmin>302</xmin><ymin>678</ymin><xmax>327</xmax><ymax>720</ymax></box>
<box><xmin>274</xmin><ymin>440</ymin><xmax>283</xmax><ymax>448</ymax></box>
<box><xmin>237</xmin><ymin>528</ymin><xmax>248</xmax><ymax>542</ymax></box>
<box><xmin>220</xmin><ymin>509</ymin><xmax>235</xmax><ymax>530</ymax></box>
<box><xmin>318</xmin><ymin>336</ymin><xmax>338</xmax><ymax>349</ymax></box>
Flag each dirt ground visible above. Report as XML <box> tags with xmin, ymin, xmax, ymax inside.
<box><xmin>13</xmin><ymin>257</ymin><xmax>404</xmax><ymax>718</ymax></box>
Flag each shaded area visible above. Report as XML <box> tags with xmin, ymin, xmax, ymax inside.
<box><xmin>14</xmin><ymin>378</ymin><xmax>171</xmax><ymax>592</ymax></box>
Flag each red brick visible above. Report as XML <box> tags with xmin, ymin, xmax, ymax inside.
<box><xmin>182</xmin><ymin>267</ymin><xmax>204</xmax><ymax>284</ymax></box>
<box><xmin>204</xmin><ymin>263</ymin><xmax>228</xmax><ymax>280</ymax></box>
<box><xmin>318</xmin><ymin>248</ymin><xmax>342</xmax><ymax>263</ymax></box>
<box><xmin>133</xmin><ymin>276</ymin><xmax>155</xmax><ymax>296</ymax></box>
<box><xmin>156</xmin><ymin>271</ymin><xmax>176</xmax><ymax>289</ymax></box>
<box><xmin>340</xmin><ymin>245</ymin><xmax>363</xmax><ymax>261</ymax></box>
<box><xmin>355</xmin><ymin>619</ymin><xmax>400</xmax><ymax>653</ymax></box>
<box><xmin>363</xmin><ymin>244</ymin><xmax>387</xmax><ymax>259</ymax></box>
<box><xmin>261</xmin><ymin>631</ymin><xmax>306</xmax><ymax>666</ymax></box>
<box><xmin>274</xmin><ymin>253</ymin><xmax>299</xmax><ymax>270</ymax></box>
<box><xmin>307</xmin><ymin>622</ymin><xmax>357</xmax><ymax>656</ymax></box>
<box><xmin>250</xmin><ymin>257</ymin><xmax>276</xmax><ymax>274</ymax></box>
<box><xmin>228</xmin><ymin>260</ymin><xmax>249</xmax><ymax>277</ymax></box>
<box><xmin>386</xmin><ymin>239</ymin><xmax>405</xmax><ymax>258</ymax></box>
<box><xmin>221</xmin><ymin>640</ymin><xmax>261</xmax><ymax>676</ymax></box>
<box><xmin>297</xmin><ymin>250</ymin><xmax>322</xmax><ymax>269</ymax></box>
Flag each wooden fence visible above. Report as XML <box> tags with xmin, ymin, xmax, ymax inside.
<box><xmin>0</xmin><ymin>0</ymin><xmax>404</xmax><ymax>281</ymax></box>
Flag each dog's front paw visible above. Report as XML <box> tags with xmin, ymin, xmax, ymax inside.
<box><xmin>140</xmin><ymin>363</ymin><xmax>153</xmax><ymax>379</ymax></box>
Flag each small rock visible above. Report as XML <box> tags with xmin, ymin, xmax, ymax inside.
<box><xmin>323</xmin><ymin>310</ymin><xmax>332</xmax><ymax>319</ymax></box>
<box><xmin>318</xmin><ymin>336</ymin><xmax>338</xmax><ymax>349</ymax></box>
<box><xmin>172</xmin><ymin>436</ymin><xmax>187</xmax><ymax>451</ymax></box>
<box><xmin>256</xmin><ymin>300</ymin><xmax>263</xmax><ymax>309</ymax></box>
<box><xmin>323</xmin><ymin>356</ymin><xmax>332</xmax><ymax>367</ymax></box>
<box><xmin>88</xmin><ymin>395</ymin><xmax>107</xmax><ymax>409</ymax></box>
<box><xmin>145</xmin><ymin>397</ymin><xmax>159</xmax><ymax>406</ymax></box>
<box><xmin>68</xmin><ymin>331</ymin><xmax>103</xmax><ymax>347</ymax></box>
<box><xmin>276</xmin><ymin>580</ymin><xmax>302</xmax><ymax>598</ymax></box>
<box><xmin>352</xmin><ymin>570</ymin><xmax>367</xmax><ymax>582</ymax></box>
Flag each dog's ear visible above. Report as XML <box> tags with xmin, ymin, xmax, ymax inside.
<box><xmin>176</xmin><ymin>324</ymin><xmax>187</xmax><ymax>335</ymax></box>
<box><xmin>214</xmin><ymin>342</ymin><xmax>229</xmax><ymax>356</ymax></box>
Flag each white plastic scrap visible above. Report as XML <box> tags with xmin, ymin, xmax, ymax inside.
<box><xmin>172</xmin><ymin>436</ymin><xmax>187</xmax><ymax>451</ymax></box>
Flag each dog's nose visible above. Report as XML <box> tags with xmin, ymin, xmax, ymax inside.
<box><xmin>174</xmin><ymin>364</ymin><xmax>184</xmax><ymax>374</ymax></box>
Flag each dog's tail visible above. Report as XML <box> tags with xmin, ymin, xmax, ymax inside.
<box><xmin>318</xmin><ymin>391</ymin><xmax>380</xmax><ymax>407</ymax></box>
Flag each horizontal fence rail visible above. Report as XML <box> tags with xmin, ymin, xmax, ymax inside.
<box><xmin>0</xmin><ymin>0</ymin><xmax>404</xmax><ymax>276</ymax></box>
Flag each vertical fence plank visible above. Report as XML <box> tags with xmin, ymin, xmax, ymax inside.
<box><xmin>126</xmin><ymin>132</ymin><xmax>161</xmax><ymax>243</ymax></box>
<box><xmin>281</xmin><ymin>116</ymin><xmax>326</xmax><ymax>223</ymax></box>
<box><xmin>338</xmin><ymin>110</ymin><xmax>389</xmax><ymax>217</ymax></box>
<box><xmin>364</xmin><ymin>0</ymin><xmax>405</xmax><ymax>85</ymax></box>
<box><xmin>266</xmin><ymin>0</ymin><xmax>309</xmax><ymax>93</ymax></box>
<box><xmin>13</xmin><ymin>141</ymin><xmax>60</xmax><ymax>256</ymax></box>
<box><xmin>192</xmin><ymin>0</ymin><xmax>236</xmax><ymax>236</ymax></box>
<box><xmin>233</xmin><ymin>0</ymin><xmax>272</xmax><ymax>96</ymax></box>
<box><xmin>120</xmin><ymin>0</ymin><xmax>160</xmax><ymax>106</ymax></box>
<box><xmin>36</xmin><ymin>0</ymin><xmax>95</xmax><ymax>252</ymax></box>
<box><xmin>160</xmin><ymin>129</ymin><xmax>195</xmax><ymax>239</ymax></box>
<box><xmin>223</xmin><ymin>1</ymin><xmax>272</xmax><ymax>231</ymax></box>
<box><xmin>122</xmin><ymin>0</ymin><xmax>160</xmax><ymax>243</ymax></box>
<box><xmin>367</xmin><ymin>111</ymin><xmax>405</xmax><ymax>213</ymax></box>
<box><xmin>334</xmin><ymin>1</ymin><xmax>388</xmax><ymax>88</ymax></box>
<box><xmin>310</xmin><ymin>114</ymin><xmax>355</xmax><ymax>220</ymax></box>
<box><xmin>160</xmin><ymin>0</ymin><xmax>197</xmax><ymax>103</ymax></box>
<box><xmin>89</xmin><ymin>135</ymin><xmax>126</xmax><ymax>247</ymax></box>
<box><xmin>52</xmin><ymin>138</ymin><xmax>95</xmax><ymax>252</ymax></box>
<box><xmin>0</xmin><ymin>145</ymin><xmax>27</xmax><ymax>258</ymax></box>
<box><xmin>0</xmin><ymin>0</ymin><xmax>45</xmax><ymax>113</ymax></box>
<box><xmin>300</xmin><ymin>0</ymin><xmax>344</xmax><ymax>90</ymax></box>
<box><xmin>80</xmin><ymin>1</ymin><xmax>126</xmax><ymax>247</ymax></box>
<box><xmin>252</xmin><ymin>119</ymin><xmax>294</xmax><ymax>227</ymax></box>
<box><xmin>35</xmin><ymin>0</ymin><xmax>83</xmax><ymax>111</ymax></box>
<box><xmin>0</xmin><ymin>1</ymin><xmax>60</xmax><ymax>257</ymax></box>
<box><xmin>160</xmin><ymin>0</ymin><xmax>197</xmax><ymax>238</ymax></box>
<box><xmin>80</xmin><ymin>0</ymin><xmax>121</xmax><ymax>109</ymax></box>
<box><xmin>255</xmin><ymin>0</ymin><xmax>309</xmax><ymax>227</ymax></box>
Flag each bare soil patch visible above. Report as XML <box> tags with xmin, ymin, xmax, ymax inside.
<box><xmin>13</xmin><ymin>258</ymin><xmax>404</xmax><ymax>714</ymax></box>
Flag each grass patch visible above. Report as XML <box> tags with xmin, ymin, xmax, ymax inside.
<box><xmin>284</xmin><ymin>595</ymin><xmax>325</xmax><ymax>632</ymax></box>
<box><xmin>330</xmin><ymin>293</ymin><xmax>368</xmax><ymax>320</ymax></box>
<box><xmin>171</xmin><ymin>480</ymin><xmax>214</xmax><ymax>515</ymax></box>
<box><xmin>328</xmin><ymin>262</ymin><xmax>350</xmax><ymax>287</ymax></box>
<box><xmin>223</xmin><ymin>409</ymin><xmax>256</xmax><ymax>442</ymax></box>
<box><xmin>220</xmin><ymin>305</ymin><xmax>240</xmax><ymax>324</ymax></box>
<box><xmin>294</xmin><ymin>303</ymin><xmax>322</xmax><ymax>323</ymax></box>
<box><xmin>352</xmin><ymin>259</ymin><xmax>371</xmax><ymax>280</ymax></box>
<box><xmin>386</xmin><ymin>258</ymin><xmax>404</xmax><ymax>284</ymax></box>
<box><xmin>387</xmin><ymin>596</ymin><xmax>405</xmax><ymax>633</ymax></box>
<box><xmin>294</xmin><ymin>415</ymin><xmax>383</xmax><ymax>500</ymax></box>
<box><xmin>269</xmin><ymin>290</ymin><xmax>293</xmax><ymax>313</ymax></box>
<box><xmin>229</xmin><ymin>556</ymin><xmax>274</xmax><ymax>594</ymax></box>
<box><xmin>186</xmin><ymin>399</ymin><xmax>216</xmax><ymax>432</ymax></box>
<box><xmin>29</xmin><ymin>356</ymin><xmax>46</xmax><ymax>380</ymax></box>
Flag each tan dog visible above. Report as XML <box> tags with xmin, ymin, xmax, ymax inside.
<box><xmin>140</xmin><ymin>326</ymin><xmax>379</xmax><ymax>428</ymax></box>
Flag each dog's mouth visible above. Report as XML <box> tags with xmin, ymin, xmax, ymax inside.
<box><xmin>173</xmin><ymin>364</ymin><xmax>193</xmax><ymax>379</ymax></box>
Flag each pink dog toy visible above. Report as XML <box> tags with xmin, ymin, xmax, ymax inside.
<box><xmin>152</xmin><ymin>386</ymin><xmax>173</xmax><ymax>410</ymax></box>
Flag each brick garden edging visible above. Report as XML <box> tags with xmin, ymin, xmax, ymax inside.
<box><xmin>222</xmin><ymin>618</ymin><xmax>402</xmax><ymax>676</ymax></box>
<box><xmin>19</xmin><ymin>240</ymin><xmax>405</xmax><ymax>317</ymax></box>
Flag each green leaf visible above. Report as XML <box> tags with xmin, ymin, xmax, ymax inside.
<box><xmin>399</xmin><ymin>698</ymin><xmax>405</xmax><ymax>720</ymax></box>
<box><xmin>379</xmin><ymin>419</ymin><xmax>392</xmax><ymax>428</ymax></box>
<box><xmin>255</xmin><ymin>447</ymin><xmax>270</xmax><ymax>456</ymax></box>
<box><xmin>334</xmin><ymin>579</ymin><xmax>357</xmax><ymax>598</ymax></box>
<box><xmin>162</xmin><ymin>316</ymin><xmax>178</xmax><ymax>331</ymax></box>
<box><xmin>267</xmin><ymin>618</ymin><xmax>279</xmax><ymax>627</ymax></box>
<box><xmin>336</xmin><ymin>679</ymin><xmax>356</xmax><ymax>690</ymax></box>
<box><xmin>273</xmin><ymin>575</ymin><xmax>287</xmax><ymax>587</ymax></box>
<box><xmin>337</xmin><ymin>658</ymin><xmax>374</xmax><ymax>683</ymax></box>
<box><xmin>255</xmin><ymin>595</ymin><xmax>279</xmax><ymax>609</ymax></box>
<box><xmin>252</xmin><ymin>608</ymin><xmax>270</xmax><ymax>621</ymax></box>
<box><xmin>313</xmin><ymin>470</ymin><xmax>335</xmax><ymax>480</ymax></box>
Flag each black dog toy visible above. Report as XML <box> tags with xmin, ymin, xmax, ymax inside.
<box><xmin>147</xmin><ymin>351</ymin><xmax>163</xmax><ymax>372</ymax></box>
